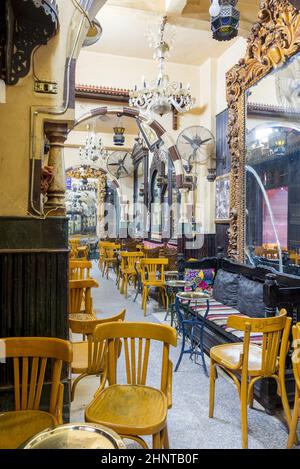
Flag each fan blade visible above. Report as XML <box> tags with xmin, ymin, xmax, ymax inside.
<box><xmin>122</xmin><ymin>153</ymin><xmax>128</xmax><ymax>163</ymax></box>
<box><xmin>199</xmin><ymin>137</ymin><xmax>213</xmax><ymax>145</ymax></box>
<box><xmin>108</xmin><ymin>163</ymin><xmax>121</xmax><ymax>166</ymax></box>
<box><xmin>182</xmin><ymin>135</ymin><xmax>195</xmax><ymax>146</ymax></box>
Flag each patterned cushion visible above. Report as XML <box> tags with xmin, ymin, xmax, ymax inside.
<box><xmin>191</xmin><ymin>299</ymin><xmax>263</xmax><ymax>345</ymax></box>
<box><xmin>184</xmin><ymin>268</ymin><xmax>215</xmax><ymax>293</ymax></box>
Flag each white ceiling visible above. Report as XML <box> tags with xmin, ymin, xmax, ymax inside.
<box><xmin>90</xmin><ymin>4</ymin><xmax>236</xmax><ymax>66</ymax></box>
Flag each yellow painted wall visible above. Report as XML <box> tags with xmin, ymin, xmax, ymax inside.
<box><xmin>0</xmin><ymin>1</ymin><xmax>106</xmax><ymax>217</ymax></box>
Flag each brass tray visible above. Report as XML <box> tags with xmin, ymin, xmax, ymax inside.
<box><xmin>165</xmin><ymin>280</ymin><xmax>187</xmax><ymax>287</ymax></box>
<box><xmin>21</xmin><ymin>423</ymin><xmax>126</xmax><ymax>450</ymax></box>
<box><xmin>176</xmin><ymin>291</ymin><xmax>211</xmax><ymax>301</ymax></box>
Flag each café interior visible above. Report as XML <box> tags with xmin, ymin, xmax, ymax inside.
<box><xmin>1</xmin><ymin>0</ymin><xmax>300</xmax><ymax>450</ymax></box>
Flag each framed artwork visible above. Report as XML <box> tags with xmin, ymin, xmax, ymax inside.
<box><xmin>215</xmin><ymin>174</ymin><xmax>230</xmax><ymax>223</ymax></box>
<box><xmin>136</xmin><ymin>120</ymin><xmax>161</xmax><ymax>152</ymax></box>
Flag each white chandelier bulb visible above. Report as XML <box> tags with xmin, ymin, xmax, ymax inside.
<box><xmin>209</xmin><ymin>0</ymin><xmax>221</xmax><ymax>17</ymax></box>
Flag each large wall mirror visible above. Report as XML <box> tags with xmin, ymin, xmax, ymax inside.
<box><xmin>227</xmin><ymin>0</ymin><xmax>300</xmax><ymax>276</ymax></box>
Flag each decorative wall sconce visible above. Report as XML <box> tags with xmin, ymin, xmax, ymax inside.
<box><xmin>210</xmin><ymin>0</ymin><xmax>240</xmax><ymax>41</ymax></box>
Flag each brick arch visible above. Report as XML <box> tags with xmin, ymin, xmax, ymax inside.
<box><xmin>72</xmin><ymin>105</ymin><xmax>185</xmax><ymax>189</ymax></box>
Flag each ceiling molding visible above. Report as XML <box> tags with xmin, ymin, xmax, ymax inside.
<box><xmin>75</xmin><ymin>84</ymin><xmax>130</xmax><ymax>102</ymax></box>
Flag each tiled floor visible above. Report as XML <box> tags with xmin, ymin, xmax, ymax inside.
<box><xmin>70</xmin><ymin>262</ymin><xmax>295</xmax><ymax>449</ymax></box>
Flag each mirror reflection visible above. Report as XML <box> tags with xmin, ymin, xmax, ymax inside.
<box><xmin>246</xmin><ymin>52</ymin><xmax>300</xmax><ymax>275</ymax></box>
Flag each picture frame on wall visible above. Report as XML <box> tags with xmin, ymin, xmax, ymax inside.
<box><xmin>136</xmin><ymin>119</ymin><xmax>161</xmax><ymax>152</ymax></box>
<box><xmin>215</xmin><ymin>173</ymin><xmax>230</xmax><ymax>223</ymax></box>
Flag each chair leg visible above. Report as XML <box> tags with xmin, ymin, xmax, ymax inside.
<box><xmin>209</xmin><ymin>359</ymin><xmax>216</xmax><ymax>418</ymax></box>
<box><xmin>248</xmin><ymin>385</ymin><xmax>254</xmax><ymax>409</ymax></box>
<box><xmin>125</xmin><ymin>275</ymin><xmax>128</xmax><ymax>299</ymax></box>
<box><xmin>287</xmin><ymin>387</ymin><xmax>299</xmax><ymax>449</ymax></box>
<box><xmin>175</xmin><ymin>332</ymin><xmax>186</xmax><ymax>372</ymax></box>
<box><xmin>278</xmin><ymin>371</ymin><xmax>293</xmax><ymax>430</ymax></box>
<box><xmin>144</xmin><ymin>288</ymin><xmax>149</xmax><ymax>316</ymax></box>
<box><xmin>152</xmin><ymin>432</ymin><xmax>161</xmax><ymax>449</ymax></box>
<box><xmin>162</xmin><ymin>425</ymin><xmax>169</xmax><ymax>449</ymax></box>
<box><xmin>240</xmin><ymin>379</ymin><xmax>249</xmax><ymax>449</ymax></box>
<box><xmin>71</xmin><ymin>373</ymin><xmax>88</xmax><ymax>402</ymax></box>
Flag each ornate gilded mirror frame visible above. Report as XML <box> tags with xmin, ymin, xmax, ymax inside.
<box><xmin>226</xmin><ymin>0</ymin><xmax>300</xmax><ymax>262</ymax></box>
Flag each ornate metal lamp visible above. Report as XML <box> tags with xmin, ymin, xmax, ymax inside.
<box><xmin>210</xmin><ymin>0</ymin><xmax>240</xmax><ymax>41</ymax></box>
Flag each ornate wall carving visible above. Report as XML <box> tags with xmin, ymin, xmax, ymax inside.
<box><xmin>226</xmin><ymin>0</ymin><xmax>300</xmax><ymax>261</ymax></box>
<box><xmin>0</xmin><ymin>0</ymin><xmax>59</xmax><ymax>85</ymax></box>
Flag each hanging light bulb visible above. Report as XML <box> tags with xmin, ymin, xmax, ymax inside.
<box><xmin>209</xmin><ymin>0</ymin><xmax>221</xmax><ymax>17</ymax></box>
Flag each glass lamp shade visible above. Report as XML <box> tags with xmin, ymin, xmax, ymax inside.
<box><xmin>211</xmin><ymin>3</ymin><xmax>240</xmax><ymax>41</ymax></box>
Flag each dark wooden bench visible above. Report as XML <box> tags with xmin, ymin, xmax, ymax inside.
<box><xmin>178</xmin><ymin>255</ymin><xmax>300</xmax><ymax>414</ymax></box>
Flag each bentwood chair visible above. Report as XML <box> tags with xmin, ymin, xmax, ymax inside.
<box><xmin>288</xmin><ymin>323</ymin><xmax>300</xmax><ymax>448</ymax></box>
<box><xmin>69</xmin><ymin>279</ymin><xmax>99</xmax><ymax>320</ymax></box>
<box><xmin>209</xmin><ymin>310</ymin><xmax>292</xmax><ymax>449</ymax></box>
<box><xmin>103</xmin><ymin>244</ymin><xmax>120</xmax><ymax>279</ymax></box>
<box><xmin>140</xmin><ymin>258</ymin><xmax>168</xmax><ymax>316</ymax></box>
<box><xmin>85</xmin><ymin>322</ymin><xmax>177</xmax><ymax>449</ymax></box>
<box><xmin>69</xmin><ymin>309</ymin><xmax>126</xmax><ymax>401</ymax></box>
<box><xmin>120</xmin><ymin>251</ymin><xmax>144</xmax><ymax>298</ymax></box>
<box><xmin>69</xmin><ymin>260</ymin><xmax>93</xmax><ymax>280</ymax></box>
<box><xmin>98</xmin><ymin>241</ymin><xmax>112</xmax><ymax>275</ymax></box>
<box><xmin>0</xmin><ymin>337</ymin><xmax>72</xmax><ymax>449</ymax></box>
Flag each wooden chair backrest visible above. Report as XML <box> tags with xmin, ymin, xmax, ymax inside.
<box><xmin>142</xmin><ymin>246</ymin><xmax>161</xmax><ymax>258</ymax></box>
<box><xmin>292</xmin><ymin>323</ymin><xmax>300</xmax><ymax>390</ymax></box>
<box><xmin>93</xmin><ymin>322</ymin><xmax>177</xmax><ymax>400</ymax></box>
<box><xmin>69</xmin><ymin>260</ymin><xmax>93</xmax><ymax>280</ymax></box>
<box><xmin>69</xmin><ymin>279</ymin><xmax>98</xmax><ymax>315</ymax></box>
<box><xmin>140</xmin><ymin>258</ymin><xmax>169</xmax><ymax>283</ymax></box>
<box><xmin>120</xmin><ymin>251</ymin><xmax>144</xmax><ymax>271</ymax></box>
<box><xmin>69</xmin><ymin>310</ymin><xmax>126</xmax><ymax>374</ymax></box>
<box><xmin>227</xmin><ymin>309</ymin><xmax>291</xmax><ymax>376</ymax></box>
<box><xmin>103</xmin><ymin>244</ymin><xmax>120</xmax><ymax>259</ymax></box>
<box><xmin>0</xmin><ymin>337</ymin><xmax>72</xmax><ymax>415</ymax></box>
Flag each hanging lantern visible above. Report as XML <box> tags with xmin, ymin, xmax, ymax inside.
<box><xmin>113</xmin><ymin>116</ymin><xmax>126</xmax><ymax>146</ymax></box>
<box><xmin>210</xmin><ymin>0</ymin><xmax>240</xmax><ymax>42</ymax></box>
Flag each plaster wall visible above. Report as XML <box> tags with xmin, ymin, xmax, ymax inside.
<box><xmin>0</xmin><ymin>1</ymin><xmax>106</xmax><ymax>217</ymax></box>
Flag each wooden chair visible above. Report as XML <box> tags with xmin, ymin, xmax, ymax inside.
<box><xmin>119</xmin><ymin>252</ymin><xmax>144</xmax><ymax>298</ymax></box>
<box><xmin>85</xmin><ymin>322</ymin><xmax>177</xmax><ymax>449</ymax></box>
<box><xmin>140</xmin><ymin>258</ymin><xmax>168</xmax><ymax>316</ymax></box>
<box><xmin>76</xmin><ymin>245</ymin><xmax>89</xmax><ymax>260</ymax></box>
<box><xmin>289</xmin><ymin>252</ymin><xmax>300</xmax><ymax>266</ymax></box>
<box><xmin>69</xmin><ymin>279</ymin><xmax>99</xmax><ymax>320</ymax></box>
<box><xmin>209</xmin><ymin>309</ymin><xmax>292</xmax><ymax>449</ymax></box>
<box><xmin>288</xmin><ymin>323</ymin><xmax>300</xmax><ymax>448</ymax></box>
<box><xmin>103</xmin><ymin>243</ymin><xmax>120</xmax><ymax>279</ymax></box>
<box><xmin>69</xmin><ymin>260</ymin><xmax>93</xmax><ymax>280</ymax></box>
<box><xmin>69</xmin><ymin>309</ymin><xmax>126</xmax><ymax>401</ymax></box>
<box><xmin>0</xmin><ymin>337</ymin><xmax>72</xmax><ymax>449</ymax></box>
<box><xmin>98</xmin><ymin>241</ymin><xmax>111</xmax><ymax>275</ymax></box>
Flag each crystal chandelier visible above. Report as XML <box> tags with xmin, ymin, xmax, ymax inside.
<box><xmin>129</xmin><ymin>16</ymin><xmax>195</xmax><ymax>117</ymax></box>
<box><xmin>79</xmin><ymin>123</ymin><xmax>109</xmax><ymax>165</ymax></box>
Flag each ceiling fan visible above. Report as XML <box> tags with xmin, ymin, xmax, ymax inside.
<box><xmin>176</xmin><ymin>125</ymin><xmax>215</xmax><ymax>173</ymax></box>
<box><xmin>106</xmin><ymin>150</ymin><xmax>133</xmax><ymax>179</ymax></box>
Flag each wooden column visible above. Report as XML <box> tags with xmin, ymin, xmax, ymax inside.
<box><xmin>44</xmin><ymin>122</ymin><xmax>68</xmax><ymax>216</ymax></box>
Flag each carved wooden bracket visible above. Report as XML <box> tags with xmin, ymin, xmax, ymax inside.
<box><xmin>0</xmin><ymin>0</ymin><xmax>59</xmax><ymax>85</ymax></box>
<box><xmin>226</xmin><ymin>0</ymin><xmax>300</xmax><ymax>261</ymax></box>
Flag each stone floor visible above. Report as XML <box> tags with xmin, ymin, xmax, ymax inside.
<box><xmin>71</xmin><ymin>261</ymin><xmax>296</xmax><ymax>449</ymax></box>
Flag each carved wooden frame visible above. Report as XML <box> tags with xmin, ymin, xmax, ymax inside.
<box><xmin>226</xmin><ymin>0</ymin><xmax>300</xmax><ymax>262</ymax></box>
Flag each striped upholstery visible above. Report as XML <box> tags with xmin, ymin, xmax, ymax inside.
<box><xmin>190</xmin><ymin>299</ymin><xmax>263</xmax><ymax>345</ymax></box>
